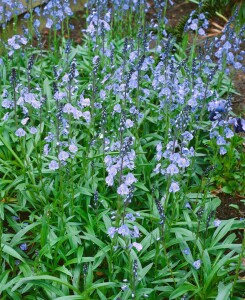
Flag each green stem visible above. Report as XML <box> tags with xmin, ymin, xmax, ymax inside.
<box><xmin>160</xmin><ymin>225</ymin><xmax>176</xmax><ymax>288</ymax></box>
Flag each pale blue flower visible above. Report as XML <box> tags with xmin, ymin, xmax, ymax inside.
<box><xmin>15</xmin><ymin>128</ymin><xmax>26</xmax><ymax>137</ymax></box>
<box><xmin>219</xmin><ymin>147</ymin><xmax>227</xmax><ymax>155</ymax></box>
<box><xmin>182</xmin><ymin>248</ymin><xmax>190</xmax><ymax>255</ymax></box>
<box><xmin>108</xmin><ymin>227</ymin><xmax>117</xmax><ymax>238</ymax></box>
<box><xmin>117</xmin><ymin>184</ymin><xmax>129</xmax><ymax>195</ymax></box>
<box><xmin>46</xmin><ymin>18</ymin><xmax>53</xmax><ymax>28</ymax></box>
<box><xmin>20</xmin><ymin>243</ymin><xmax>28</xmax><ymax>251</ymax></box>
<box><xmin>166</xmin><ymin>163</ymin><xmax>179</xmax><ymax>175</ymax></box>
<box><xmin>213</xmin><ymin>219</ymin><xmax>221</xmax><ymax>227</ymax></box>
<box><xmin>49</xmin><ymin>160</ymin><xmax>59</xmax><ymax>170</ymax></box>
<box><xmin>125</xmin><ymin>173</ymin><xmax>137</xmax><ymax>185</ymax></box>
<box><xmin>125</xmin><ymin>213</ymin><xmax>135</xmax><ymax>221</ymax></box>
<box><xmin>69</xmin><ymin>144</ymin><xmax>78</xmax><ymax>153</ymax></box>
<box><xmin>58</xmin><ymin>151</ymin><xmax>69</xmax><ymax>161</ymax></box>
<box><xmin>105</xmin><ymin>175</ymin><xmax>114</xmax><ymax>186</ymax></box>
<box><xmin>118</xmin><ymin>224</ymin><xmax>130</xmax><ymax>236</ymax></box>
<box><xmin>131</xmin><ymin>225</ymin><xmax>140</xmax><ymax>238</ymax></box>
<box><xmin>169</xmin><ymin>182</ymin><xmax>180</xmax><ymax>193</ymax></box>
<box><xmin>30</xmin><ymin>127</ymin><xmax>37</xmax><ymax>134</ymax></box>
<box><xmin>193</xmin><ymin>260</ymin><xmax>201</xmax><ymax>270</ymax></box>
<box><xmin>113</xmin><ymin>104</ymin><xmax>121</xmax><ymax>113</ymax></box>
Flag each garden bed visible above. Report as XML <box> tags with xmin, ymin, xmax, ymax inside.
<box><xmin>0</xmin><ymin>1</ymin><xmax>244</xmax><ymax>299</ymax></box>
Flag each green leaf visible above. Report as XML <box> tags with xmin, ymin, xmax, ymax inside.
<box><xmin>0</xmin><ymin>202</ymin><xmax>4</xmax><ymax>220</ymax></box>
<box><xmin>139</xmin><ymin>263</ymin><xmax>153</xmax><ymax>280</ymax></box>
<box><xmin>43</xmin><ymin>78</ymin><xmax>52</xmax><ymax>100</ymax></box>
<box><xmin>169</xmin><ymin>283</ymin><xmax>198</xmax><ymax>299</ymax></box>
<box><xmin>211</xmin><ymin>219</ymin><xmax>234</xmax><ymax>247</ymax></box>
<box><xmin>77</xmin><ymin>246</ymin><xmax>84</xmax><ymax>264</ymax></box>
<box><xmin>2</xmin><ymin>244</ymin><xmax>25</xmax><ymax>262</ymax></box>
<box><xmin>0</xmin><ymin>275</ymin><xmax>22</xmax><ymax>293</ymax></box>
<box><xmin>40</xmin><ymin>216</ymin><xmax>48</xmax><ymax>248</ymax></box>
<box><xmin>81</xmin><ymin>233</ymin><xmax>106</xmax><ymax>249</ymax></box>
<box><xmin>215</xmin><ymin>282</ymin><xmax>232</xmax><ymax>300</ymax></box>
<box><xmin>103</xmin><ymin>214</ymin><xmax>111</xmax><ymax>230</ymax></box>
<box><xmin>97</xmin><ymin>289</ymin><xmax>107</xmax><ymax>300</ymax></box>
<box><xmin>81</xmin><ymin>282</ymin><xmax>117</xmax><ymax>295</ymax></box>
<box><xmin>11</xmin><ymin>222</ymin><xmax>40</xmax><ymax>247</ymax></box>
<box><xmin>54</xmin><ymin>297</ymin><xmax>86</xmax><ymax>300</ymax></box>
<box><xmin>84</xmin><ymin>263</ymin><xmax>93</xmax><ymax>289</ymax></box>
<box><xmin>141</xmin><ymin>228</ymin><xmax>159</xmax><ymax>253</ymax></box>
<box><xmin>0</xmin><ymin>135</ymin><xmax>24</xmax><ymax>168</ymax></box>
<box><xmin>11</xmin><ymin>275</ymin><xmax>81</xmax><ymax>295</ymax></box>
<box><xmin>76</xmin><ymin>187</ymin><xmax>93</xmax><ymax>196</ymax></box>
<box><xmin>134</xmin><ymin>182</ymin><xmax>149</xmax><ymax>192</ymax></box>
<box><xmin>204</xmin><ymin>251</ymin><xmax>235</xmax><ymax>292</ymax></box>
<box><xmin>222</xmin><ymin>186</ymin><xmax>232</xmax><ymax>194</ymax></box>
<box><xmin>55</xmin><ymin>266</ymin><xmax>73</xmax><ymax>277</ymax></box>
<box><xmin>229</xmin><ymin>204</ymin><xmax>239</xmax><ymax>210</ymax></box>
<box><xmin>0</xmin><ymin>271</ymin><xmax>10</xmax><ymax>293</ymax></box>
<box><xmin>202</xmin><ymin>249</ymin><xmax>211</xmax><ymax>276</ymax></box>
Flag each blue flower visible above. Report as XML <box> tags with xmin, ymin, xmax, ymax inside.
<box><xmin>15</xmin><ymin>128</ymin><xmax>26</xmax><ymax>137</ymax></box>
<box><xmin>118</xmin><ymin>225</ymin><xmax>130</xmax><ymax>237</ymax></box>
<box><xmin>182</xmin><ymin>248</ymin><xmax>190</xmax><ymax>255</ymax></box>
<box><xmin>131</xmin><ymin>226</ymin><xmax>140</xmax><ymax>238</ymax></box>
<box><xmin>185</xmin><ymin>202</ymin><xmax>191</xmax><ymax>209</ymax></box>
<box><xmin>108</xmin><ymin>227</ymin><xmax>117</xmax><ymax>238</ymax></box>
<box><xmin>219</xmin><ymin>147</ymin><xmax>227</xmax><ymax>155</ymax></box>
<box><xmin>58</xmin><ymin>151</ymin><xmax>69</xmax><ymax>161</ymax></box>
<box><xmin>166</xmin><ymin>164</ymin><xmax>179</xmax><ymax>175</ymax></box>
<box><xmin>20</xmin><ymin>243</ymin><xmax>28</xmax><ymax>251</ymax></box>
<box><xmin>169</xmin><ymin>182</ymin><xmax>180</xmax><ymax>193</ymax></box>
<box><xmin>213</xmin><ymin>219</ymin><xmax>221</xmax><ymax>227</ymax></box>
<box><xmin>117</xmin><ymin>184</ymin><xmax>129</xmax><ymax>195</ymax></box>
<box><xmin>125</xmin><ymin>213</ymin><xmax>135</xmax><ymax>221</ymax></box>
<box><xmin>30</xmin><ymin>127</ymin><xmax>37</xmax><ymax>134</ymax></box>
<box><xmin>193</xmin><ymin>259</ymin><xmax>201</xmax><ymax>270</ymax></box>
<box><xmin>46</xmin><ymin>18</ymin><xmax>53</xmax><ymax>29</ymax></box>
<box><xmin>49</xmin><ymin>160</ymin><xmax>59</xmax><ymax>171</ymax></box>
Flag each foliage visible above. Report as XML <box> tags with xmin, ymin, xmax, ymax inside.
<box><xmin>0</xmin><ymin>0</ymin><xmax>244</xmax><ymax>299</ymax></box>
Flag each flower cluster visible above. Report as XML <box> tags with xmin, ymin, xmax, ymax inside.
<box><xmin>207</xmin><ymin>96</ymin><xmax>243</xmax><ymax>155</ymax></box>
<box><xmin>105</xmin><ymin>137</ymin><xmax>136</xmax><ymax>195</ymax></box>
<box><xmin>185</xmin><ymin>11</ymin><xmax>209</xmax><ymax>36</ymax></box>
<box><xmin>86</xmin><ymin>0</ymin><xmax>150</xmax><ymax>14</ymax></box>
<box><xmin>1</xmin><ymin>84</ymin><xmax>43</xmax><ymax>136</ymax></box>
<box><xmin>7</xmin><ymin>35</ymin><xmax>28</xmax><ymax>56</ymax></box>
<box><xmin>107</xmin><ymin>213</ymin><xmax>142</xmax><ymax>252</ymax></box>
<box><xmin>214</xmin><ymin>12</ymin><xmax>245</xmax><ymax>72</ymax></box>
<box><xmin>63</xmin><ymin>103</ymin><xmax>91</xmax><ymax>123</ymax></box>
<box><xmin>85</xmin><ymin>10</ymin><xmax>111</xmax><ymax>42</ymax></box>
<box><xmin>0</xmin><ymin>0</ymin><xmax>25</xmax><ymax>29</ymax></box>
<box><xmin>154</xmin><ymin>132</ymin><xmax>194</xmax><ymax>193</ymax></box>
<box><xmin>108</xmin><ymin>224</ymin><xmax>140</xmax><ymax>239</ymax></box>
<box><xmin>43</xmin><ymin>0</ymin><xmax>74</xmax><ymax>30</ymax></box>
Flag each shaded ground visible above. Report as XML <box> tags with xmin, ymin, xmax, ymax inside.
<box><xmin>232</xmin><ymin>68</ymin><xmax>245</xmax><ymax>115</ymax></box>
<box><xmin>215</xmin><ymin>193</ymin><xmax>244</xmax><ymax>245</ymax></box>
<box><xmin>215</xmin><ymin>193</ymin><xmax>245</xmax><ymax>219</ymax></box>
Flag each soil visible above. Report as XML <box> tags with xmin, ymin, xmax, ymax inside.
<box><xmin>232</xmin><ymin>68</ymin><xmax>245</xmax><ymax>115</ymax></box>
<box><xmin>215</xmin><ymin>192</ymin><xmax>245</xmax><ymax>219</ymax></box>
<box><xmin>215</xmin><ymin>192</ymin><xmax>244</xmax><ymax>245</ymax></box>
